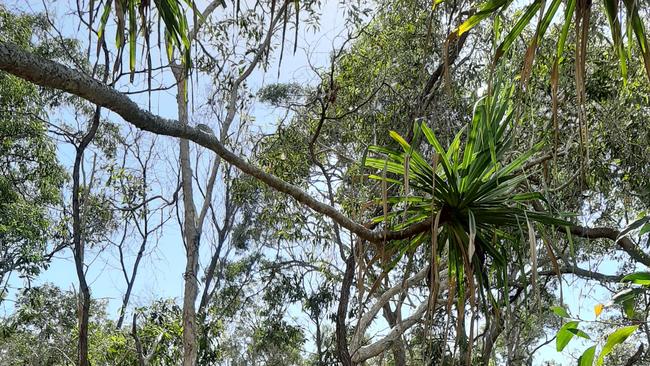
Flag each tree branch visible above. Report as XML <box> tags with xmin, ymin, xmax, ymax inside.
<box><xmin>351</xmin><ymin>300</ymin><xmax>429</xmax><ymax>363</ymax></box>
<box><xmin>2</xmin><ymin>42</ymin><xmax>646</xmax><ymax>260</ymax></box>
<box><xmin>538</xmin><ymin>266</ymin><xmax>623</xmax><ymax>283</ymax></box>
<box><xmin>567</xmin><ymin>225</ymin><xmax>650</xmax><ymax>267</ymax></box>
<box><xmin>0</xmin><ymin>41</ymin><xmax>430</xmax><ymax>244</ymax></box>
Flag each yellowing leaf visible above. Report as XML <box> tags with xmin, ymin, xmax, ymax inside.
<box><xmin>594</xmin><ymin>303</ymin><xmax>604</xmax><ymax>317</ymax></box>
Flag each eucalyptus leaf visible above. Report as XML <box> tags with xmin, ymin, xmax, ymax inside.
<box><xmin>596</xmin><ymin>325</ymin><xmax>639</xmax><ymax>366</ymax></box>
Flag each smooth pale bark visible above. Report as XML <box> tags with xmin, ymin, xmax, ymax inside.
<box><xmin>349</xmin><ymin>265</ymin><xmax>447</xmax><ymax>364</ymax></box>
<box><xmin>352</xmin><ymin>301</ymin><xmax>429</xmax><ymax>363</ymax></box>
<box><xmin>170</xmin><ymin>2</ymin><xmax>232</xmax><ymax>362</ymax></box>
<box><xmin>381</xmin><ymin>303</ymin><xmax>407</xmax><ymax>366</ymax></box>
<box><xmin>173</xmin><ymin>67</ymin><xmax>202</xmax><ymax>366</ymax></box>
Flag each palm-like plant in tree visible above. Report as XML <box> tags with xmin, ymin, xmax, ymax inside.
<box><xmin>454</xmin><ymin>0</ymin><xmax>649</xmax><ymax>83</ymax></box>
<box><xmin>447</xmin><ymin>0</ymin><xmax>650</xmax><ymax>181</ymax></box>
<box><xmin>366</xmin><ymin>82</ymin><xmax>570</xmax><ymax>359</ymax></box>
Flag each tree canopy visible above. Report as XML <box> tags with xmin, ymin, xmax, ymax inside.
<box><xmin>0</xmin><ymin>0</ymin><xmax>649</xmax><ymax>365</ymax></box>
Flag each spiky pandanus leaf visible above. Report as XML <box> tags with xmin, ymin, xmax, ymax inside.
<box><xmin>96</xmin><ymin>0</ymin><xmax>206</xmax><ymax>80</ymax></box>
<box><xmin>366</xmin><ymin>83</ymin><xmax>570</xmax><ymax>359</ymax></box>
<box><xmin>451</xmin><ymin>0</ymin><xmax>650</xmax><ymax>83</ymax></box>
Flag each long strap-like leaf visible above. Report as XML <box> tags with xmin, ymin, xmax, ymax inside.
<box><xmin>622</xmin><ymin>0</ymin><xmax>650</xmax><ymax>82</ymax></box>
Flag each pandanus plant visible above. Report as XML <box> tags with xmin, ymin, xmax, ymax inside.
<box><xmin>365</xmin><ymin>83</ymin><xmax>569</xmax><ymax>359</ymax></box>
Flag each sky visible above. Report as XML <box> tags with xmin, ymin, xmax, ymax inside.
<box><xmin>2</xmin><ymin>0</ymin><xmax>352</xmax><ymax>312</ymax></box>
<box><xmin>2</xmin><ymin>1</ymin><xmax>364</xmax><ymax>362</ymax></box>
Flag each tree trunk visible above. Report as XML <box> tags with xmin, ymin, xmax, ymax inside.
<box><xmin>315</xmin><ymin>315</ymin><xmax>323</xmax><ymax>366</ymax></box>
<box><xmin>72</xmin><ymin>107</ymin><xmax>101</xmax><ymax>366</ymax></box>
<box><xmin>76</xmin><ymin>281</ymin><xmax>91</xmax><ymax>366</ymax></box>
<box><xmin>336</xmin><ymin>250</ymin><xmax>355</xmax><ymax>366</ymax></box>
<box><xmin>174</xmin><ymin>68</ymin><xmax>200</xmax><ymax>366</ymax></box>
<box><xmin>116</xmin><ymin>234</ymin><xmax>147</xmax><ymax>329</ymax></box>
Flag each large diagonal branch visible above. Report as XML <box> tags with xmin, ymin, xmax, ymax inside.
<box><xmin>0</xmin><ymin>41</ymin><xmax>431</xmax><ymax>244</ymax></box>
<box><xmin>2</xmin><ymin>42</ymin><xmax>648</xmax><ymax>261</ymax></box>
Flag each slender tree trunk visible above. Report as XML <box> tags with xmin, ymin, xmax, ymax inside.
<box><xmin>481</xmin><ymin>313</ymin><xmax>503</xmax><ymax>365</ymax></box>
<box><xmin>315</xmin><ymin>315</ymin><xmax>323</xmax><ymax>366</ymax></box>
<box><xmin>336</xmin><ymin>250</ymin><xmax>355</xmax><ymax>366</ymax></box>
<box><xmin>132</xmin><ymin>314</ymin><xmax>147</xmax><ymax>366</ymax></box>
<box><xmin>116</xmin><ymin>164</ymin><xmax>151</xmax><ymax>329</ymax></box>
<box><xmin>72</xmin><ymin>107</ymin><xmax>101</xmax><ymax>366</ymax></box>
<box><xmin>198</xmin><ymin>229</ymin><xmax>227</xmax><ymax>315</ymax></box>
<box><xmin>182</xmin><ymin>230</ymin><xmax>200</xmax><ymax>366</ymax></box>
<box><xmin>76</xmin><ymin>276</ymin><xmax>91</xmax><ymax>366</ymax></box>
<box><xmin>173</xmin><ymin>67</ymin><xmax>201</xmax><ymax>366</ymax></box>
<box><xmin>116</xmin><ymin>235</ymin><xmax>147</xmax><ymax>329</ymax></box>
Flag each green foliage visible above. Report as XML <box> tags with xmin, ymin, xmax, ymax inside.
<box><xmin>596</xmin><ymin>325</ymin><xmax>639</xmax><ymax>366</ymax></box>
<box><xmin>550</xmin><ymin>305</ymin><xmax>570</xmax><ymax>318</ymax></box>
<box><xmin>0</xmin><ymin>6</ymin><xmax>65</xmax><ymax>283</ymax></box>
<box><xmin>249</xmin><ymin>317</ymin><xmax>305</xmax><ymax>365</ymax></box>
<box><xmin>520</xmin><ymin>18</ymin><xmax>650</xmax><ymax>215</ymax></box>
<box><xmin>454</xmin><ymin>0</ymin><xmax>650</xmax><ymax>82</ymax></box>
<box><xmin>257</xmin><ymin>126</ymin><xmax>311</xmax><ymax>185</ymax></box>
<box><xmin>551</xmin><ymin>298</ymin><xmax>641</xmax><ymax>365</ymax></box>
<box><xmin>556</xmin><ymin>321</ymin><xmax>589</xmax><ymax>352</ymax></box>
<box><xmin>367</xmin><ymin>82</ymin><xmax>568</xmax><ymax>312</ymax></box>
<box><xmin>134</xmin><ymin>299</ymin><xmax>184</xmax><ymax>364</ymax></box>
<box><xmin>0</xmin><ymin>288</ymin><xmax>188</xmax><ymax>365</ymax></box>
<box><xmin>97</xmin><ymin>0</ymin><xmax>196</xmax><ymax>78</ymax></box>
<box><xmin>622</xmin><ymin>272</ymin><xmax>650</xmax><ymax>285</ymax></box>
<box><xmin>2</xmin><ymin>1</ymin><xmax>650</xmax><ymax>365</ymax></box>
<box><xmin>258</xmin><ymin>83</ymin><xmax>309</xmax><ymax>107</ymax></box>
<box><xmin>579</xmin><ymin>346</ymin><xmax>597</xmax><ymax>366</ymax></box>
<box><xmin>0</xmin><ymin>284</ymin><xmax>129</xmax><ymax>365</ymax></box>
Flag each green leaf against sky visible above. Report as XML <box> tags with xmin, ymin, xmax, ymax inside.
<box><xmin>578</xmin><ymin>346</ymin><xmax>596</xmax><ymax>366</ymax></box>
<box><xmin>550</xmin><ymin>305</ymin><xmax>570</xmax><ymax>318</ymax></box>
<box><xmin>556</xmin><ymin>321</ymin><xmax>589</xmax><ymax>352</ymax></box>
<box><xmin>641</xmin><ymin>223</ymin><xmax>650</xmax><ymax>236</ymax></box>
<box><xmin>596</xmin><ymin>325</ymin><xmax>639</xmax><ymax>366</ymax></box>
<box><xmin>621</xmin><ymin>272</ymin><xmax>650</xmax><ymax>285</ymax></box>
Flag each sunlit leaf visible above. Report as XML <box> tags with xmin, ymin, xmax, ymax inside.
<box><xmin>578</xmin><ymin>346</ymin><xmax>596</xmax><ymax>366</ymax></box>
<box><xmin>596</xmin><ymin>325</ymin><xmax>638</xmax><ymax>366</ymax></box>
<box><xmin>556</xmin><ymin>0</ymin><xmax>576</xmax><ymax>62</ymax></box>
<box><xmin>621</xmin><ymin>272</ymin><xmax>650</xmax><ymax>285</ymax></box>
<box><xmin>556</xmin><ymin>321</ymin><xmax>581</xmax><ymax>351</ymax></box>
<box><xmin>550</xmin><ymin>305</ymin><xmax>570</xmax><ymax>318</ymax></box>
<box><xmin>603</xmin><ymin>0</ymin><xmax>628</xmax><ymax>83</ymax></box>
<box><xmin>495</xmin><ymin>0</ymin><xmax>542</xmax><ymax>61</ymax></box>
<box><xmin>622</xmin><ymin>0</ymin><xmax>650</xmax><ymax>82</ymax></box>
<box><xmin>456</xmin><ymin>0</ymin><xmax>512</xmax><ymax>36</ymax></box>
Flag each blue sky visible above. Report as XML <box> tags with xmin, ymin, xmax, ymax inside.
<box><xmin>3</xmin><ymin>0</ymin><xmax>350</xmax><ymax>314</ymax></box>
